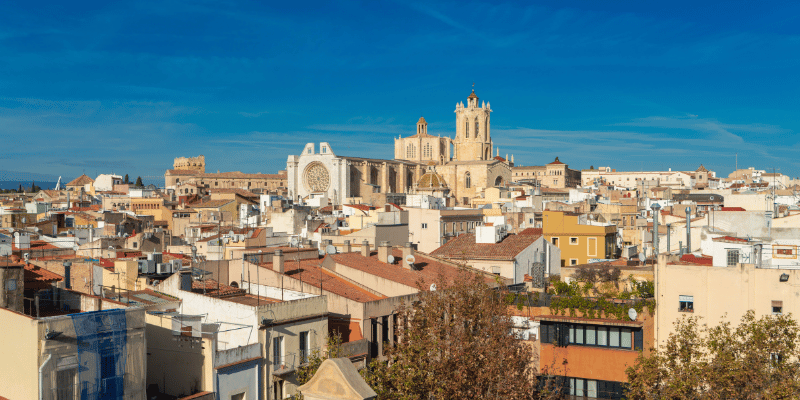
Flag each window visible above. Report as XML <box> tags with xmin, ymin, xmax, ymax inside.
<box><xmin>726</xmin><ymin>249</ymin><xmax>740</xmax><ymax>267</ymax></box>
<box><xmin>570</xmin><ymin>259</ymin><xmax>578</xmax><ymax>266</ymax></box>
<box><xmin>491</xmin><ymin>266</ymin><xmax>501</xmax><ymax>276</ymax></box>
<box><xmin>552</xmin><ymin>238</ymin><xmax>559</xmax><ymax>247</ymax></box>
<box><xmin>474</xmin><ymin>118</ymin><xmax>479</xmax><ymax>138</ymax></box>
<box><xmin>773</xmin><ymin>301</ymin><xmax>783</xmax><ymax>315</ymax></box>
<box><xmin>322</xmin><ymin>146</ymin><xmax>327</xmax><ymax>153</ymax></box>
<box><xmin>465</xmin><ymin>119</ymin><xmax>469</xmax><ymax>137</ymax></box>
<box><xmin>232</xmin><ymin>393</ymin><xmax>245</xmax><ymax>400</ymax></box>
<box><xmin>679</xmin><ymin>295</ymin><xmax>694</xmax><ymax>312</ymax></box>
<box><xmin>421</xmin><ymin>223</ymin><xmax>428</xmax><ymax>229</ymax></box>
<box><xmin>299</xmin><ymin>331</ymin><xmax>309</xmax><ymax>364</ymax></box>
<box><xmin>570</xmin><ymin>237</ymin><xmax>578</xmax><ymax>245</ymax></box>
<box><xmin>465</xmin><ymin>172</ymin><xmax>471</xmax><ymax>189</ymax></box>
<box><xmin>273</xmin><ymin>336</ymin><xmax>284</xmax><ymax>367</ymax></box>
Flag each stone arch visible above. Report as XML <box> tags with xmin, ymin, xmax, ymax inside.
<box><xmin>494</xmin><ymin>176</ymin><xmax>504</xmax><ymax>186</ymax></box>
<box><xmin>465</xmin><ymin>172</ymin><xmax>471</xmax><ymax>189</ymax></box>
<box><xmin>474</xmin><ymin>117</ymin><xmax>479</xmax><ymax>138</ymax></box>
<box><xmin>370</xmin><ymin>166</ymin><xmax>379</xmax><ymax>185</ymax></box>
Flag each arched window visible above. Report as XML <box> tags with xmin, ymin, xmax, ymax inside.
<box><xmin>484</xmin><ymin>116</ymin><xmax>488</xmax><ymax>138</ymax></box>
<box><xmin>465</xmin><ymin>119</ymin><xmax>469</xmax><ymax>138</ymax></box>
<box><xmin>475</xmin><ymin>118</ymin><xmax>479</xmax><ymax>138</ymax></box>
<box><xmin>465</xmin><ymin>172</ymin><xmax>471</xmax><ymax>189</ymax></box>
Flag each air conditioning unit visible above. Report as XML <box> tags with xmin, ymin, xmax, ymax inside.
<box><xmin>157</xmin><ymin>263</ymin><xmax>169</xmax><ymax>274</ymax></box>
<box><xmin>171</xmin><ymin>259</ymin><xmax>182</xmax><ymax>272</ymax></box>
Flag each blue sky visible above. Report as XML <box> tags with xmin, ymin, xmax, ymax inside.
<box><xmin>1</xmin><ymin>0</ymin><xmax>799</xmax><ymax>183</ymax></box>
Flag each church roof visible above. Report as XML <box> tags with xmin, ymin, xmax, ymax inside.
<box><xmin>468</xmin><ymin>90</ymin><xmax>478</xmax><ymax>99</ymax></box>
<box><xmin>67</xmin><ymin>174</ymin><xmax>94</xmax><ymax>186</ymax></box>
<box><xmin>696</xmin><ymin>164</ymin><xmax>708</xmax><ymax>172</ymax></box>
<box><xmin>418</xmin><ymin>168</ymin><xmax>447</xmax><ymax>189</ymax></box>
<box><xmin>548</xmin><ymin>157</ymin><xmax>565</xmax><ymax>165</ymax></box>
<box><xmin>417</xmin><ymin>116</ymin><xmax>427</xmax><ymax>124</ymax></box>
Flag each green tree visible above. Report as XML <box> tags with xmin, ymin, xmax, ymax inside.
<box><xmin>135</xmin><ymin>176</ymin><xmax>143</xmax><ymax>187</ymax></box>
<box><xmin>17</xmin><ymin>184</ymin><xmax>23</xmax><ymax>193</ymax></box>
<box><xmin>626</xmin><ymin>310</ymin><xmax>800</xmax><ymax>399</ymax></box>
<box><xmin>124</xmin><ymin>174</ymin><xmax>130</xmax><ymax>184</ymax></box>
<box><xmin>361</xmin><ymin>269</ymin><xmax>541</xmax><ymax>400</ymax></box>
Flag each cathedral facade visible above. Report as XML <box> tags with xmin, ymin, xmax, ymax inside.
<box><xmin>287</xmin><ymin>90</ymin><xmax>511</xmax><ymax>207</ymax></box>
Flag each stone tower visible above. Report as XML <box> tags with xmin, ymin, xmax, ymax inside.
<box><xmin>453</xmin><ymin>90</ymin><xmax>492</xmax><ymax>161</ymax></box>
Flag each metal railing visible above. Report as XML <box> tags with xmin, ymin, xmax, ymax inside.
<box><xmin>272</xmin><ymin>352</ymin><xmax>297</xmax><ymax>376</ymax></box>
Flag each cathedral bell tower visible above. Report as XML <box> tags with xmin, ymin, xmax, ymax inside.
<box><xmin>453</xmin><ymin>89</ymin><xmax>492</xmax><ymax>161</ymax></box>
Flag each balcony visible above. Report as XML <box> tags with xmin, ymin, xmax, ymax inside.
<box><xmin>272</xmin><ymin>353</ymin><xmax>297</xmax><ymax>377</ymax></box>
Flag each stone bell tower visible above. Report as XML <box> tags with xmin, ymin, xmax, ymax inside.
<box><xmin>453</xmin><ymin>89</ymin><xmax>492</xmax><ymax>161</ymax></box>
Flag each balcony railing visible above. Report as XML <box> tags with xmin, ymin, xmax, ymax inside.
<box><xmin>272</xmin><ymin>353</ymin><xmax>297</xmax><ymax>376</ymax></box>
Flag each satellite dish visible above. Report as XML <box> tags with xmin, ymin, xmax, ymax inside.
<box><xmin>638</xmin><ymin>252</ymin><xmax>645</xmax><ymax>262</ymax></box>
<box><xmin>318</xmin><ymin>248</ymin><xmax>325</xmax><ymax>256</ymax></box>
<box><xmin>228</xmin><ymin>230</ymin><xmax>235</xmax><ymax>237</ymax></box>
<box><xmin>290</xmin><ymin>237</ymin><xmax>299</xmax><ymax>247</ymax></box>
<box><xmin>326</xmin><ymin>245</ymin><xmax>337</xmax><ymax>255</ymax></box>
<box><xmin>628</xmin><ymin>308</ymin><xmax>638</xmax><ymax>321</ymax></box>
<box><xmin>405</xmin><ymin>254</ymin><xmax>416</xmax><ymax>266</ymax></box>
<box><xmin>387</xmin><ymin>255</ymin><xmax>395</xmax><ymax>264</ymax></box>
<box><xmin>430</xmin><ymin>283</ymin><xmax>437</xmax><ymax>291</ymax></box>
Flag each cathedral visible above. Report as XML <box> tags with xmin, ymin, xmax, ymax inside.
<box><xmin>286</xmin><ymin>90</ymin><xmax>512</xmax><ymax>206</ymax></box>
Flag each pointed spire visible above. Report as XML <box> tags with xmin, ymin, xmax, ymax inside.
<box><xmin>496</xmin><ymin>148</ymin><xmax>499</xmax><ymax>157</ymax></box>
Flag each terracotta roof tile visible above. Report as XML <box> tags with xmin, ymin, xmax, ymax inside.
<box><xmin>431</xmin><ymin>233</ymin><xmax>541</xmax><ymax>261</ymax></box>
<box><xmin>330</xmin><ymin>249</ymin><xmax>496</xmax><ymax>289</ymax></box>
<box><xmin>67</xmin><ymin>174</ymin><xmax>94</xmax><ymax>186</ymax></box>
<box><xmin>260</xmin><ymin>258</ymin><xmax>385</xmax><ymax>302</ymax></box>
<box><xmin>24</xmin><ymin>263</ymin><xmax>64</xmax><ymax>283</ymax></box>
<box><xmin>191</xmin><ymin>279</ymin><xmax>247</xmax><ymax>297</ymax></box>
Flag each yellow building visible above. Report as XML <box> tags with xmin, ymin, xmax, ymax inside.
<box><xmin>130</xmin><ymin>197</ymin><xmax>172</xmax><ymax>229</ymax></box>
<box><xmin>543</xmin><ymin>210</ymin><xmax>618</xmax><ymax>267</ymax></box>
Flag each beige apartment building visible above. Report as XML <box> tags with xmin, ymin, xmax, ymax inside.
<box><xmin>655</xmin><ymin>256</ymin><xmax>800</xmax><ymax>348</ymax></box>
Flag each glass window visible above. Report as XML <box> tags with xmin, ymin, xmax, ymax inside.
<box><xmin>575</xmin><ymin>326</ymin><xmax>584</xmax><ymax>344</ymax></box>
<box><xmin>609</xmin><ymin>328</ymin><xmax>620</xmax><ymax>347</ymax></box>
<box><xmin>575</xmin><ymin>378</ymin><xmax>585</xmax><ymax>397</ymax></box>
<box><xmin>587</xmin><ymin>380</ymin><xmax>598</xmax><ymax>398</ymax></box>
<box><xmin>586</xmin><ymin>327</ymin><xmax>596</xmax><ymax>345</ymax></box>
<box><xmin>621</xmin><ymin>328</ymin><xmax>632</xmax><ymax>348</ymax></box>
<box><xmin>569</xmin><ymin>326</ymin><xmax>575</xmax><ymax>343</ymax></box>
<box><xmin>597</xmin><ymin>327</ymin><xmax>608</xmax><ymax>346</ymax></box>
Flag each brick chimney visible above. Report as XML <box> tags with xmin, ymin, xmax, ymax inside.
<box><xmin>274</xmin><ymin>249</ymin><xmax>285</xmax><ymax>274</ymax></box>
<box><xmin>361</xmin><ymin>240</ymin><xmax>371</xmax><ymax>257</ymax></box>
<box><xmin>378</xmin><ymin>241</ymin><xmax>391</xmax><ymax>263</ymax></box>
<box><xmin>343</xmin><ymin>240</ymin><xmax>351</xmax><ymax>253</ymax></box>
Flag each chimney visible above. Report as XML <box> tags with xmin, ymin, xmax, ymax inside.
<box><xmin>378</xmin><ymin>241</ymin><xmax>391</xmax><ymax>263</ymax></box>
<box><xmin>274</xmin><ymin>249</ymin><xmax>285</xmax><ymax>274</ymax></box>
<box><xmin>685</xmin><ymin>207</ymin><xmax>692</xmax><ymax>253</ymax></box>
<box><xmin>0</xmin><ymin>261</ymin><xmax>24</xmax><ymax>313</ymax></box>
<box><xmin>63</xmin><ymin>261</ymin><xmax>72</xmax><ymax>290</ymax></box>
<box><xmin>402</xmin><ymin>242</ymin><xmax>414</xmax><ymax>263</ymax></box>
<box><xmin>361</xmin><ymin>240</ymin><xmax>371</xmax><ymax>257</ymax></box>
<box><xmin>343</xmin><ymin>240</ymin><xmax>351</xmax><ymax>253</ymax></box>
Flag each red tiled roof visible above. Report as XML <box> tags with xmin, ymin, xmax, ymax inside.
<box><xmin>679</xmin><ymin>254</ymin><xmax>713</xmax><ymax>265</ymax></box>
<box><xmin>260</xmin><ymin>258</ymin><xmax>385</xmax><ymax>303</ymax></box>
<box><xmin>548</xmin><ymin>157</ymin><xmax>565</xmax><ymax>165</ymax></box>
<box><xmin>721</xmin><ymin>207</ymin><xmax>746</xmax><ymax>211</ymax></box>
<box><xmin>518</xmin><ymin>228</ymin><xmax>543</xmax><ymax>236</ymax></box>
<box><xmin>24</xmin><ymin>263</ymin><xmax>64</xmax><ymax>283</ymax></box>
<box><xmin>431</xmin><ymin>233</ymin><xmax>541</xmax><ymax>261</ymax></box>
<box><xmin>191</xmin><ymin>279</ymin><xmax>247</xmax><ymax>297</ymax></box>
<box><xmin>67</xmin><ymin>174</ymin><xmax>94</xmax><ymax>186</ymax></box>
<box><xmin>713</xmin><ymin>236</ymin><xmax>750</xmax><ymax>243</ymax></box>
<box><xmin>386</xmin><ymin>202</ymin><xmax>404</xmax><ymax>211</ymax></box>
<box><xmin>344</xmin><ymin>204</ymin><xmax>372</xmax><ymax>212</ymax></box>
<box><xmin>330</xmin><ymin>249</ymin><xmax>496</xmax><ymax>289</ymax></box>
